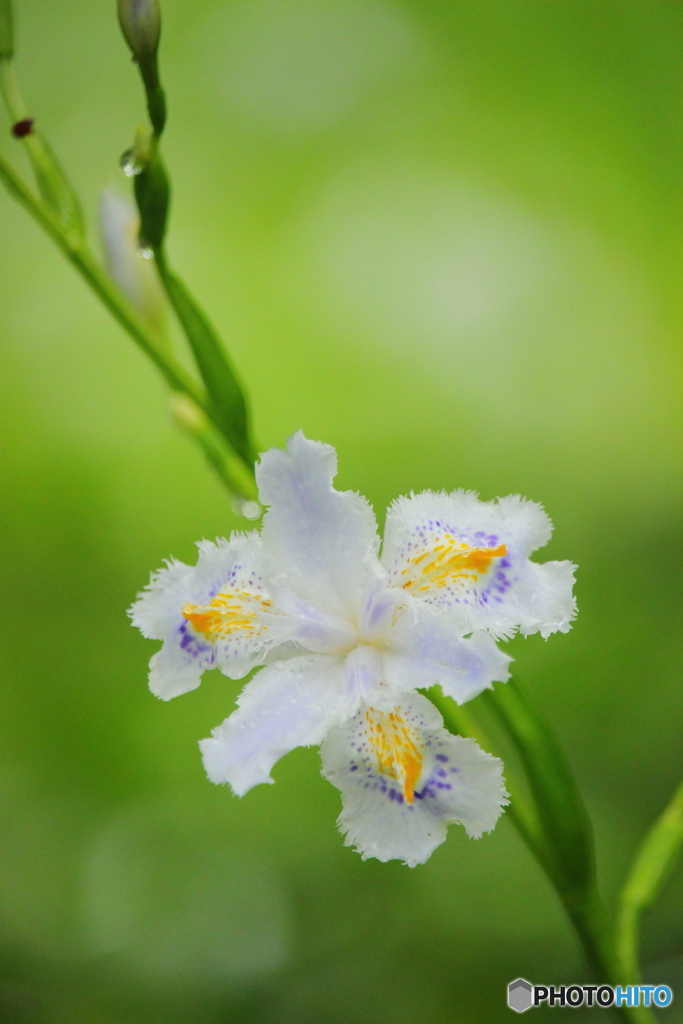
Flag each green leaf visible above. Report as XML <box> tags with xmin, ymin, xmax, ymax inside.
<box><xmin>424</xmin><ymin>685</ymin><xmax>549</xmax><ymax>869</ymax></box>
<box><xmin>481</xmin><ymin>679</ymin><xmax>616</xmax><ymax>986</ymax></box>
<box><xmin>482</xmin><ymin>679</ymin><xmax>595</xmax><ymax>899</ymax></box>
<box><xmin>155</xmin><ymin>251</ymin><xmax>252</xmax><ymax>466</ymax></box>
<box><xmin>617</xmin><ymin>777</ymin><xmax>683</xmax><ymax>983</ymax></box>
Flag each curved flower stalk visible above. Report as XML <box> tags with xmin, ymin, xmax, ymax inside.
<box><xmin>131</xmin><ymin>432</ymin><xmax>576</xmax><ymax>865</ymax></box>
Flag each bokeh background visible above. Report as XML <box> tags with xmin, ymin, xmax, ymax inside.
<box><xmin>1</xmin><ymin>0</ymin><xmax>683</xmax><ymax>1020</ymax></box>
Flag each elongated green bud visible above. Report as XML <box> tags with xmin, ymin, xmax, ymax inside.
<box><xmin>117</xmin><ymin>0</ymin><xmax>160</xmax><ymax>63</ymax></box>
<box><xmin>0</xmin><ymin>0</ymin><xmax>13</xmax><ymax>60</ymax></box>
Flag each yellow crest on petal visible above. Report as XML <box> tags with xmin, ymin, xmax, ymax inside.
<box><xmin>364</xmin><ymin>707</ymin><xmax>423</xmax><ymax>803</ymax></box>
<box><xmin>398</xmin><ymin>534</ymin><xmax>507</xmax><ymax>596</ymax></box>
<box><xmin>182</xmin><ymin>589</ymin><xmax>273</xmax><ymax>641</ymax></box>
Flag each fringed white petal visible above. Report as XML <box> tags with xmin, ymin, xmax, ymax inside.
<box><xmin>257</xmin><ymin>431</ymin><xmax>381</xmax><ymax>623</ymax></box>
<box><xmin>321</xmin><ymin>693</ymin><xmax>508</xmax><ymax>867</ymax></box>
<box><xmin>200</xmin><ymin>654</ymin><xmax>356</xmax><ymax>796</ymax></box>
<box><xmin>381</xmin><ymin>489</ymin><xmax>576</xmax><ymax>639</ymax></box>
<box><xmin>129</xmin><ymin>533</ymin><xmax>297</xmax><ymax>699</ymax></box>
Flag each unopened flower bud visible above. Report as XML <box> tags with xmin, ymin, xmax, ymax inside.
<box><xmin>100</xmin><ymin>188</ymin><xmax>166</xmax><ymax>331</ymax></box>
<box><xmin>0</xmin><ymin>0</ymin><xmax>14</xmax><ymax>59</ymax></box>
<box><xmin>117</xmin><ymin>0</ymin><xmax>160</xmax><ymax>63</ymax></box>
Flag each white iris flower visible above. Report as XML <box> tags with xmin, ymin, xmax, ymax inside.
<box><xmin>131</xmin><ymin>432</ymin><xmax>576</xmax><ymax>865</ymax></box>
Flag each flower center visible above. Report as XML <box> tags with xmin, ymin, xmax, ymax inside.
<box><xmin>398</xmin><ymin>536</ymin><xmax>507</xmax><ymax>595</ymax></box>
<box><xmin>364</xmin><ymin>706</ymin><xmax>423</xmax><ymax>803</ymax></box>
<box><xmin>182</xmin><ymin>589</ymin><xmax>273</xmax><ymax>640</ymax></box>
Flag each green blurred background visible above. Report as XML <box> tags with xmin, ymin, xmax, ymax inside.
<box><xmin>1</xmin><ymin>1</ymin><xmax>683</xmax><ymax>1020</ymax></box>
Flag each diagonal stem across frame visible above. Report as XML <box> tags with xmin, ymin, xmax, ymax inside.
<box><xmin>429</xmin><ymin>681</ymin><xmax>657</xmax><ymax>1024</ymax></box>
<box><xmin>0</xmin><ymin>148</ymin><xmax>259</xmax><ymax>501</ymax></box>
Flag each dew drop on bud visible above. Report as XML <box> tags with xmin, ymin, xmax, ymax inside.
<box><xmin>120</xmin><ymin>148</ymin><xmax>143</xmax><ymax>177</ymax></box>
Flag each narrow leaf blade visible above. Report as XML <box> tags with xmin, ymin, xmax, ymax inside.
<box><xmin>482</xmin><ymin>679</ymin><xmax>596</xmax><ymax>900</ymax></box>
<box><xmin>617</xmin><ymin>778</ymin><xmax>683</xmax><ymax>983</ymax></box>
<box><xmin>157</xmin><ymin>261</ymin><xmax>251</xmax><ymax>464</ymax></box>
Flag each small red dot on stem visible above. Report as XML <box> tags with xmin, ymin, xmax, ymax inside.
<box><xmin>12</xmin><ymin>118</ymin><xmax>35</xmax><ymax>139</ymax></box>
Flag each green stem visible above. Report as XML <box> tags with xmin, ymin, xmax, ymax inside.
<box><xmin>0</xmin><ymin>149</ymin><xmax>258</xmax><ymax>500</ymax></box>
<box><xmin>169</xmin><ymin>393</ymin><xmax>260</xmax><ymax>506</ymax></box>
<box><xmin>139</xmin><ymin>54</ymin><xmax>166</xmax><ymax>137</ymax></box>
<box><xmin>616</xmin><ymin>778</ymin><xmax>683</xmax><ymax>986</ymax></box>
<box><xmin>432</xmin><ymin>682</ymin><xmax>656</xmax><ymax>1024</ymax></box>
<box><xmin>1</xmin><ymin>39</ymin><xmax>257</xmax><ymax>501</ymax></box>
<box><xmin>0</xmin><ymin>55</ymin><xmax>24</xmax><ymax>118</ymax></box>
<box><xmin>0</xmin><ymin>151</ymin><xmax>195</xmax><ymax>395</ymax></box>
<box><xmin>1</xmin><ymin>57</ymin><xmax>84</xmax><ymax>239</ymax></box>
<box><xmin>425</xmin><ymin>686</ymin><xmax>548</xmax><ymax>869</ymax></box>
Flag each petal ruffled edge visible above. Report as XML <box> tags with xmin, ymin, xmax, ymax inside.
<box><xmin>257</xmin><ymin>431</ymin><xmax>381</xmax><ymax>622</ymax></box>
<box><xmin>380</xmin><ymin>489</ymin><xmax>576</xmax><ymax>639</ymax></box>
<box><xmin>129</xmin><ymin>532</ymin><xmax>296</xmax><ymax>699</ymax></box>
<box><xmin>200</xmin><ymin>653</ymin><xmax>355</xmax><ymax>796</ymax></box>
<box><xmin>320</xmin><ymin>692</ymin><xmax>508</xmax><ymax>867</ymax></box>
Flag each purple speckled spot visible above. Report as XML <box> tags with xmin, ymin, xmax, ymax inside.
<box><xmin>349</xmin><ymin>764</ymin><xmax>358</xmax><ymax>772</ymax></box>
<box><xmin>435</xmin><ymin>754</ymin><xmax>449</xmax><ymax>763</ymax></box>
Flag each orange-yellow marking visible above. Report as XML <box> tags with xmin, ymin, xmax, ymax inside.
<box><xmin>399</xmin><ymin>535</ymin><xmax>507</xmax><ymax>594</ymax></box>
<box><xmin>364</xmin><ymin>707</ymin><xmax>423</xmax><ymax>803</ymax></box>
<box><xmin>182</xmin><ymin>589</ymin><xmax>272</xmax><ymax>640</ymax></box>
